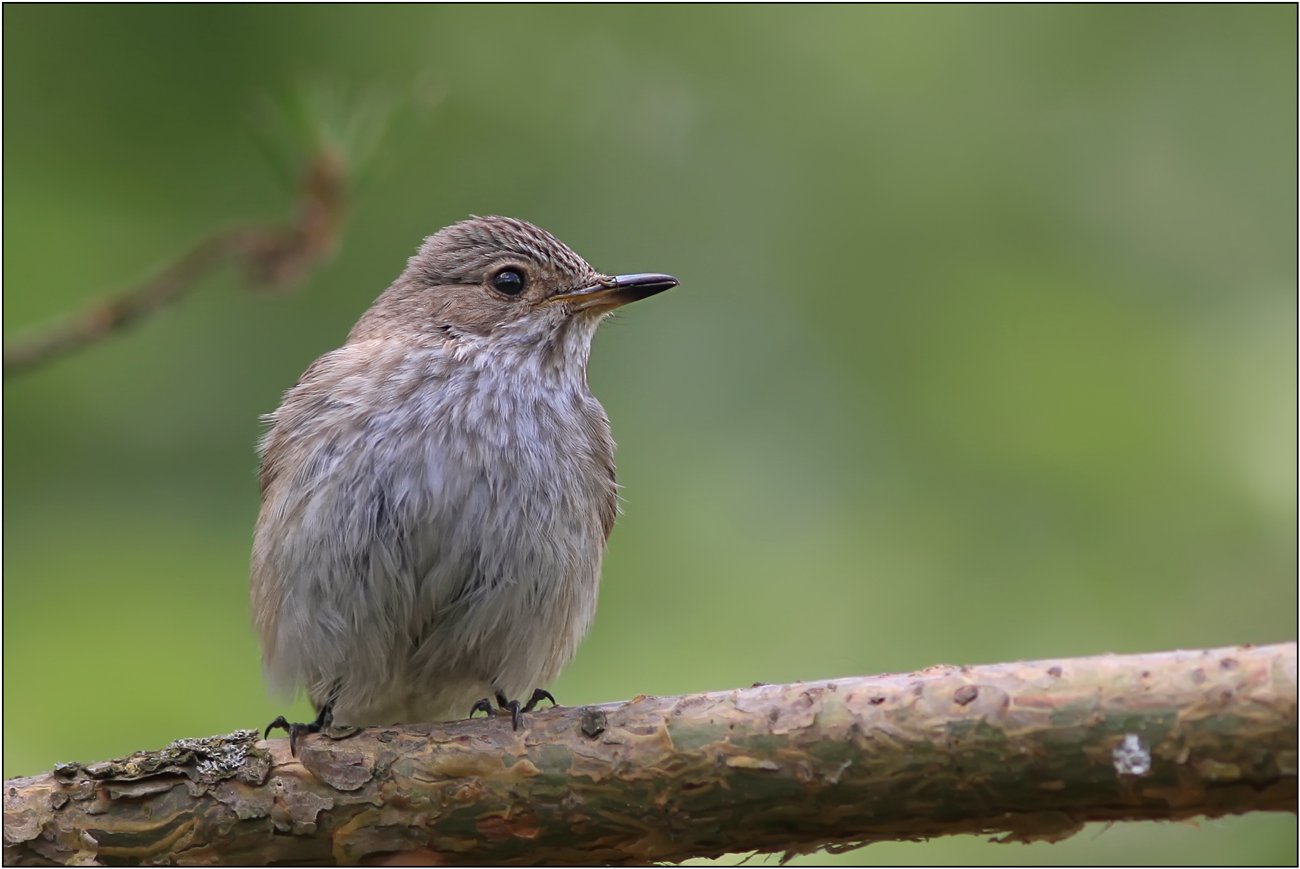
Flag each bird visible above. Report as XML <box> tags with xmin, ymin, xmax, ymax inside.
<box><xmin>252</xmin><ymin>215</ymin><xmax>678</xmax><ymax>752</ymax></box>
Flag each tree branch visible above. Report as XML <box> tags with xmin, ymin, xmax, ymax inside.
<box><xmin>2</xmin><ymin>150</ymin><xmax>345</xmax><ymax>378</ymax></box>
<box><xmin>4</xmin><ymin>642</ymin><xmax>1294</xmax><ymax>865</ymax></box>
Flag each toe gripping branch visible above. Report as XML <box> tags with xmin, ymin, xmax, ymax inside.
<box><xmin>470</xmin><ymin>688</ymin><xmax>556</xmax><ymax>730</ymax></box>
<box><xmin>265</xmin><ymin>701</ymin><xmax>338</xmax><ymax>756</ymax></box>
<box><xmin>267</xmin><ymin>687</ymin><xmax>557</xmax><ymax>752</ymax></box>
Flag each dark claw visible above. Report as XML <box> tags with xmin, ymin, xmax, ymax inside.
<box><xmin>468</xmin><ymin>689</ymin><xmax>558</xmax><ymax>730</ymax></box>
<box><xmin>264</xmin><ymin>703</ymin><xmax>332</xmax><ymax>756</ymax></box>
<box><xmin>506</xmin><ymin>700</ymin><xmax>524</xmax><ymax>730</ymax></box>
<box><xmin>264</xmin><ymin>716</ymin><xmax>321</xmax><ymax>756</ymax></box>
<box><xmin>521</xmin><ymin>688</ymin><xmax>556</xmax><ymax>714</ymax></box>
<box><xmin>264</xmin><ymin>715</ymin><xmax>291</xmax><ymax>740</ymax></box>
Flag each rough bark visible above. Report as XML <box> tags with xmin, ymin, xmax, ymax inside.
<box><xmin>4</xmin><ymin>642</ymin><xmax>1295</xmax><ymax>866</ymax></box>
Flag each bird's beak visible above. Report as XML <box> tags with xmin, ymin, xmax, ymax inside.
<box><xmin>546</xmin><ymin>273</ymin><xmax>680</xmax><ymax>311</ymax></box>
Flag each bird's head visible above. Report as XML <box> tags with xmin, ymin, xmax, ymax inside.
<box><xmin>349</xmin><ymin>216</ymin><xmax>678</xmax><ymax>351</ymax></box>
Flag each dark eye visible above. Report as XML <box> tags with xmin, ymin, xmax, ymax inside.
<box><xmin>491</xmin><ymin>268</ymin><xmax>526</xmax><ymax>296</ymax></box>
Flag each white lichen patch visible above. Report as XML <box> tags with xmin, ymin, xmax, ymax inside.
<box><xmin>1112</xmin><ymin>733</ymin><xmax>1152</xmax><ymax>776</ymax></box>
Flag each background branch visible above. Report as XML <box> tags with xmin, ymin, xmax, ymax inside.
<box><xmin>2</xmin><ymin>150</ymin><xmax>345</xmax><ymax>378</ymax></box>
<box><xmin>4</xmin><ymin>642</ymin><xmax>1294</xmax><ymax>866</ymax></box>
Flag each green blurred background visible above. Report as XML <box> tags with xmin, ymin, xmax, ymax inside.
<box><xmin>3</xmin><ymin>5</ymin><xmax>1295</xmax><ymax>864</ymax></box>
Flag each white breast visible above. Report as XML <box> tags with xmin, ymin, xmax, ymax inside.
<box><xmin>254</xmin><ymin>330</ymin><xmax>617</xmax><ymax>727</ymax></box>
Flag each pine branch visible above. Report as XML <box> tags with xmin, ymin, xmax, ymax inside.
<box><xmin>2</xmin><ymin>147</ymin><xmax>345</xmax><ymax>379</ymax></box>
<box><xmin>4</xmin><ymin>642</ymin><xmax>1294</xmax><ymax>866</ymax></box>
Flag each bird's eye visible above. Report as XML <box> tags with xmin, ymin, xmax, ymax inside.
<box><xmin>491</xmin><ymin>268</ymin><xmax>526</xmax><ymax>296</ymax></box>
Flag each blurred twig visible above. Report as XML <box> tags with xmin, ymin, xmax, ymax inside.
<box><xmin>2</xmin><ymin>642</ymin><xmax>1294</xmax><ymax>865</ymax></box>
<box><xmin>2</xmin><ymin>150</ymin><xmax>345</xmax><ymax>378</ymax></box>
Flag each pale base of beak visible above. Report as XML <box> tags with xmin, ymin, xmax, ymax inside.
<box><xmin>545</xmin><ymin>273</ymin><xmax>679</xmax><ymax>311</ymax></box>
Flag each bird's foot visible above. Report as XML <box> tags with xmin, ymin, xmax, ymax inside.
<box><xmin>468</xmin><ymin>688</ymin><xmax>557</xmax><ymax>730</ymax></box>
<box><xmin>264</xmin><ymin>702</ymin><xmax>359</xmax><ymax>755</ymax></box>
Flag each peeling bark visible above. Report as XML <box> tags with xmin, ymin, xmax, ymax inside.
<box><xmin>4</xmin><ymin>642</ymin><xmax>1295</xmax><ymax>866</ymax></box>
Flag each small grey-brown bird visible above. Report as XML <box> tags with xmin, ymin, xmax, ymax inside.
<box><xmin>252</xmin><ymin>216</ymin><xmax>678</xmax><ymax>750</ymax></box>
